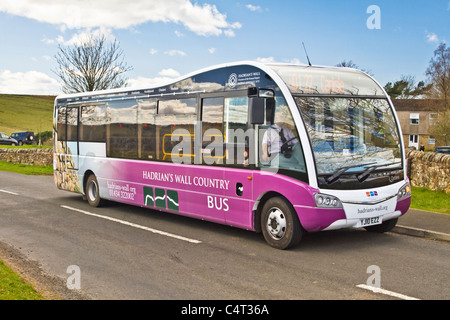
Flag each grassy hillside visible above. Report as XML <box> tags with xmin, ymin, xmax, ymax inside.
<box><xmin>0</xmin><ymin>94</ymin><xmax>55</xmax><ymax>135</ymax></box>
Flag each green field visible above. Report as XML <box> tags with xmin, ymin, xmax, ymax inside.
<box><xmin>0</xmin><ymin>94</ymin><xmax>55</xmax><ymax>135</ymax></box>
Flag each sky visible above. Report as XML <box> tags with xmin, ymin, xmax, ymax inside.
<box><xmin>0</xmin><ymin>0</ymin><xmax>448</xmax><ymax>95</ymax></box>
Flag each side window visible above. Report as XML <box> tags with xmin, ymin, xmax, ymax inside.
<box><xmin>201</xmin><ymin>97</ymin><xmax>224</xmax><ymax>165</ymax></box>
<box><xmin>66</xmin><ymin>107</ymin><xmax>78</xmax><ymax>142</ymax></box>
<box><xmin>156</xmin><ymin>97</ymin><xmax>197</xmax><ymax>162</ymax></box>
<box><xmin>138</xmin><ymin>98</ymin><xmax>157</xmax><ymax>160</ymax></box>
<box><xmin>57</xmin><ymin>106</ymin><xmax>67</xmax><ymax>141</ymax></box>
<box><xmin>224</xmin><ymin>97</ymin><xmax>249</xmax><ymax>166</ymax></box>
<box><xmin>107</xmin><ymin>100</ymin><xmax>138</xmax><ymax>159</ymax></box>
<box><xmin>80</xmin><ymin>105</ymin><xmax>106</xmax><ymax>142</ymax></box>
<box><xmin>260</xmin><ymin>97</ymin><xmax>305</xmax><ymax>172</ymax></box>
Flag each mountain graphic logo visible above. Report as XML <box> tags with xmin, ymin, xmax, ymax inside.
<box><xmin>143</xmin><ymin>187</ymin><xmax>154</xmax><ymax>206</ymax></box>
<box><xmin>166</xmin><ymin>190</ymin><xmax>179</xmax><ymax>211</ymax></box>
<box><xmin>143</xmin><ymin>187</ymin><xmax>178</xmax><ymax>211</ymax></box>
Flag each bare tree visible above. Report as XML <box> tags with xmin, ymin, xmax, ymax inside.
<box><xmin>429</xmin><ymin>110</ymin><xmax>450</xmax><ymax>146</ymax></box>
<box><xmin>335</xmin><ymin>60</ymin><xmax>374</xmax><ymax>76</ymax></box>
<box><xmin>426</xmin><ymin>42</ymin><xmax>450</xmax><ymax>109</ymax></box>
<box><xmin>54</xmin><ymin>33</ymin><xmax>132</xmax><ymax>93</ymax></box>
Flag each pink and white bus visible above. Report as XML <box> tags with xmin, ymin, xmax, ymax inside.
<box><xmin>53</xmin><ymin>61</ymin><xmax>411</xmax><ymax>249</ymax></box>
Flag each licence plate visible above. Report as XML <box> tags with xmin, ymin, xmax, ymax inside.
<box><xmin>359</xmin><ymin>216</ymin><xmax>381</xmax><ymax>227</ymax></box>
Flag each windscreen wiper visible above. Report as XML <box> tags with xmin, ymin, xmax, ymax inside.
<box><xmin>356</xmin><ymin>161</ymin><xmax>402</xmax><ymax>183</ymax></box>
<box><xmin>325</xmin><ymin>162</ymin><xmax>377</xmax><ymax>184</ymax></box>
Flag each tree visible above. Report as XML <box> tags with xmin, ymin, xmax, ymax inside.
<box><xmin>335</xmin><ymin>60</ymin><xmax>374</xmax><ymax>76</ymax></box>
<box><xmin>54</xmin><ymin>33</ymin><xmax>132</xmax><ymax>93</ymax></box>
<box><xmin>425</xmin><ymin>43</ymin><xmax>450</xmax><ymax>146</ymax></box>
<box><xmin>429</xmin><ymin>110</ymin><xmax>450</xmax><ymax>146</ymax></box>
<box><xmin>426</xmin><ymin>42</ymin><xmax>450</xmax><ymax>108</ymax></box>
<box><xmin>384</xmin><ymin>75</ymin><xmax>431</xmax><ymax>99</ymax></box>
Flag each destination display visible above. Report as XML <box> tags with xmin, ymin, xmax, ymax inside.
<box><xmin>271</xmin><ymin>65</ymin><xmax>385</xmax><ymax>96</ymax></box>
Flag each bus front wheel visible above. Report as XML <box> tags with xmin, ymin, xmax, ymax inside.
<box><xmin>85</xmin><ymin>174</ymin><xmax>103</xmax><ymax>207</ymax></box>
<box><xmin>260</xmin><ymin>197</ymin><xmax>303</xmax><ymax>250</ymax></box>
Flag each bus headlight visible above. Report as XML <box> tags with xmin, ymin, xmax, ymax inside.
<box><xmin>397</xmin><ymin>182</ymin><xmax>411</xmax><ymax>200</ymax></box>
<box><xmin>314</xmin><ymin>193</ymin><xmax>343</xmax><ymax>208</ymax></box>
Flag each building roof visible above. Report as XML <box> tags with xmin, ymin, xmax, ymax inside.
<box><xmin>392</xmin><ymin>99</ymin><xmax>446</xmax><ymax>112</ymax></box>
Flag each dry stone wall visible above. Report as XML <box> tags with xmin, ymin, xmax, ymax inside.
<box><xmin>406</xmin><ymin>150</ymin><xmax>450</xmax><ymax>194</ymax></box>
<box><xmin>0</xmin><ymin>148</ymin><xmax>53</xmax><ymax>166</ymax></box>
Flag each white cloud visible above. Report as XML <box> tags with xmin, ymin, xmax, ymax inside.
<box><xmin>256</xmin><ymin>57</ymin><xmax>276</xmax><ymax>63</ymax></box>
<box><xmin>164</xmin><ymin>50</ymin><xmax>186</xmax><ymax>56</ymax></box>
<box><xmin>256</xmin><ymin>57</ymin><xmax>304</xmax><ymax>65</ymax></box>
<box><xmin>208</xmin><ymin>48</ymin><xmax>216</xmax><ymax>54</ymax></box>
<box><xmin>0</xmin><ymin>70</ymin><xmax>61</xmax><ymax>95</ymax></box>
<box><xmin>174</xmin><ymin>30</ymin><xmax>185</xmax><ymax>37</ymax></box>
<box><xmin>246</xmin><ymin>4</ymin><xmax>262</xmax><ymax>12</ymax></box>
<box><xmin>426</xmin><ymin>31</ymin><xmax>440</xmax><ymax>43</ymax></box>
<box><xmin>127</xmin><ymin>68</ymin><xmax>181</xmax><ymax>88</ymax></box>
<box><xmin>158</xmin><ymin>68</ymin><xmax>181</xmax><ymax>78</ymax></box>
<box><xmin>149</xmin><ymin>48</ymin><xmax>158</xmax><ymax>55</ymax></box>
<box><xmin>0</xmin><ymin>0</ymin><xmax>241</xmax><ymax>37</ymax></box>
<box><xmin>42</xmin><ymin>28</ymin><xmax>116</xmax><ymax>46</ymax></box>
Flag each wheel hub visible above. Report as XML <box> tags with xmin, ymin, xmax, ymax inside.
<box><xmin>266</xmin><ymin>208</ymin><xmax>287</xmax><ymax>240</ymax></box>
<box><xmin>88</xmin><ymin>180</ymin><xmax>98</xmax><ymax>202</ymax></box>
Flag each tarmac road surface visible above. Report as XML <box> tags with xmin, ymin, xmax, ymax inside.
<box><xmin>0</xmin><ymin>171</ymin><xmax>448</xmax><ymax>301</ymax></box>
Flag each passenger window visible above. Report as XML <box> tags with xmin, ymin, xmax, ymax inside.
<box><xmin>202</xmin><ymin>97</ymin><xmax>224</xmax><ymax>165</ymax></box>
<box><xmin>138</xmin><ymin>98</ymin><xmax>157</xmax><ymax>160</ymax></box>
<box><xmin>156</xmin><ymin>98</ymin><xmax>197</xmax><ymax>162</ymax></box>
<box><xmin>107</xmin><ymin>100</ymin><xmax>138</xmax><ymax>159</ymax></box>
<box><xmin>224</xmin><ymin>97</ymin><xmax>249</xmax><ymax>166</ymax></box>
<box><xmin>80</xmin><ymin>105</ymin><xmax>106</xmax><ymax>142</ymax></box>
<box><xmin>57</xmin><ymin>106</ymin><xmax>67</xmax><ymax>141</ymax></box>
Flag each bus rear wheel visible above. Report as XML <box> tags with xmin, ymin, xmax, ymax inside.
<box><xmin>85</xmin><ymin>174</ymin><xmax>103</xmax><ymax>207</ymax></box>
<box><xmin>261</xmin><ymin>197</ymin><xmax>302</xmax><ymax>249</ymax></box>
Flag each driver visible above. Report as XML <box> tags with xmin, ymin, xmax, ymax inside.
<box><xmin>261</xmin><ymin>104</ymin><xmax>298</xmax><ymax>163</ymax></box>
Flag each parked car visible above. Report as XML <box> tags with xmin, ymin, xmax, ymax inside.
<box><xmin>435</xmin><ymin>146</ymin><xmax>450</xmax><ymax>154</ymax></box>
<box><xmin>10</xmin><ymin>131</ymin><xmax>34</xmax><ymax>146</ymax></box>
<box><xmin>0</xmin><ymin>132</ymin><xmax>18</xmax><ymax>146</ymax></box>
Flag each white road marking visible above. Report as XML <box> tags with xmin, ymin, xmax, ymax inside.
<box><xmin>61</xmin><ymin>205</ymin><xmax>202</xmax><ymax>244</ymax></box>
<box><xmin>356</xmin><ymin>284</ymin><xmax>420</xmax><ymax>300</ymax></box>
<box><xmin>0</xmin><ymin>189</ymin><xmax>19</xmax><ymax>196</ymax></box>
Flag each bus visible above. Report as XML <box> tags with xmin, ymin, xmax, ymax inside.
<box><xmin>53</xmin><ymin>61</ymin><xmax>411</xmax><ymax>249</ymax></box>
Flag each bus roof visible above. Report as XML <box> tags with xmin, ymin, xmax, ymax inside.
<box><xmin>55</xmin><ymin>61</ymin><xmax>385</xmax><ymax>103</ymax></box>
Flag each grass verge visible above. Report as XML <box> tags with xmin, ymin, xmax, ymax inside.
<box><xmin>0</xmin><ymin>160</ymin><xmax>53</xmax><ymax>175</ymax></box>
<box><xmin>0</xmin><ymin>260</ymin><xmax>43</xmax><ymax>300</ymax></box>
<box><xmin>410</xmin><ymin>186</ymin><xmax>450</xmax><ymax>215</ymax></box>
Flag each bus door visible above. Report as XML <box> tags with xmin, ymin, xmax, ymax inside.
<box><xmin>66</xmin><ymin>106</ymin><xmax>79</xmax><ymax>170</ymax></box>
<box><xmin>221</xmin><ymin>96</ymin><xmax>254</xmax><ymax>229</ymax></box>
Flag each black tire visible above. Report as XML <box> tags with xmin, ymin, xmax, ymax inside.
<box><xmin>364</xmin><ymin>218</ymin><xmax>398</xmax><ymax>233</ymax></box>
<box><xmin>85</xmin><ymin>174</ymin><xmax>103</xmax><ymax>207</ymax></box>
<box><xmin>260</xmin><ymin>197</ymin><xmax>303</xmax><ymax>249</ymax></box>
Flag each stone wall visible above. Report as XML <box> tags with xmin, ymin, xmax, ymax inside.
<box><xmin>0</xmin><ymin>148</ymin><xmax>53</xmax><ymax>166</ymax></box>
<box><xmin>406</xmin><ymin>149</ymin><xmax>450</xmax><ymax>194</ymax></box>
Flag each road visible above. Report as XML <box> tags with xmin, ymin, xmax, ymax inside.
<box><xmin>0</xmin><ymin>171</ymin><xmax>448</xmax><ymax>301</ymax></box>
